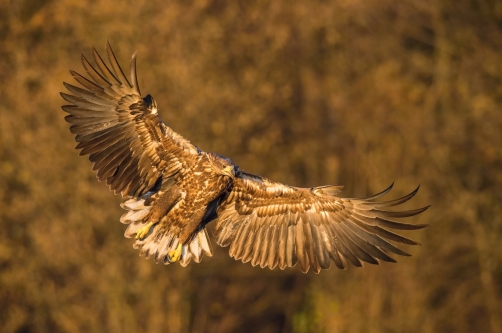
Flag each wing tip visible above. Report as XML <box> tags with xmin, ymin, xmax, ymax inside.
<box><xmin>130</xmin><ymin>50</ymin><xmax>141</xmax><ymax>95</ymax></box>
<box><xmin>105</xmin><ymin>40</ymin><xmax>133</xmax><ymax>88</ymax></box>
<box><xmin>60</xmin><ymin>91</ymin><xmax>74</xmax><ymax>103</ymax></box>
<box><xmin>80</xmin><ymin>53</ymin><xmax>88</xmax><ymax>64</ymax></box>
<box><xmin>410</xmin><ymin>184</ymin><xmax>420</xmax><ymax>196</ymax></box>
<box><xmin>361</xmin><ymin>182</ymin><xmax>395</xmax><ymax>201</ymax></box>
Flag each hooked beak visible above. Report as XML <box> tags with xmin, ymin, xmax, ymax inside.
<box><xmin>221</xmin><ymin>165</ymin><xmax>235</xmax><ymax>178</ymax></box>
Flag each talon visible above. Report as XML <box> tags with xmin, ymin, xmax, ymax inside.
<box><xmin>135</xmin><ymin>222</ymin><xmax>155</xmax><ymax>239</ymax></box>
<box><xmin>168</xmin><ymin>243</ymin><xmax>183</xmax><ymax>263</ymax></box>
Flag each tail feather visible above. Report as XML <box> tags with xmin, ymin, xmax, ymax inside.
<box><xmin>180</xmin><ymin>244</ymin><xmax>191</xmax><ymax>267</ymax></box>
<box><xmin>121</xmin><ymin>197</ymin><xmax>148</xmax><ymax>210</ymax></box>
<box><xmin>179</xmin><ymin>229</ymin><xmax>213</xmax><ymax>266</ymax></box>
<box><xmin>190</xmin><ymin>236</ymin><xmax>202</xmax><ymax>262</ymax></box>
<box><xmin>120</xmin><ymin>208</ymin><xmax>150</xmax><ymax>224</ymax></box>
<box><xmin>197</xmin><ymin>229</ymin><xmax>213</xmax><ymax>258</ymax></box>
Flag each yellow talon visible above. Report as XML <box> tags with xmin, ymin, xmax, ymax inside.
<box><xmin>135</xmin><ymin>222</ymin><xmax>155</xmax><ymax>239</ymax></box>
<box><xmin>168</xmin><ymin>243</ymin><xmax>183</xmax><ymax>263</ymax></box>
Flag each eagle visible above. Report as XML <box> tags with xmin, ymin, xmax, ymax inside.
<box><xmin>61</xmin><ymin>42</ymin><xmax>429</xmax><ymax>274</ymax></box>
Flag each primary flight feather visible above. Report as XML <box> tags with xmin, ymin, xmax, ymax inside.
<box><xmin>62</xmin><ymin>42</ymin><xmax>429</xmax><ymax>273</ymax></box>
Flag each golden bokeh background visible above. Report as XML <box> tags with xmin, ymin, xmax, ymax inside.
<box><xmin>1</xmin><ymin>0</ymin><xmax>501</xmax><ymax>332</ymax></box>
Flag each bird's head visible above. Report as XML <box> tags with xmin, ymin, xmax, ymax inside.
<box><xmin>207</xmin><ymin>153</ymin><xmax>236</xmax><ymax>178</ymax></box>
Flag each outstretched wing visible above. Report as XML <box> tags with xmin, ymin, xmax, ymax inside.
<box><xmin>214</xmin><ymin>172</ymin><xmax>429</xmax><ymax>273</ymax></box>
<box><xmin>62</xmin><ymin>42</ymin><xmax>199</xmax><ymax>197</ymax></box>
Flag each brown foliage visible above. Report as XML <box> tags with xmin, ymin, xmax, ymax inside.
<box><xmin>1</xmin><ymin>0</ymin><xmax>501</xmax><ymax>332</ymax></box>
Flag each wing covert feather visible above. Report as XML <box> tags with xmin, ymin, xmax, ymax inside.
<box><xmin>214</xmin><ymin>172</ymin><xmax>429</xmax><ymax>273</ymax></box>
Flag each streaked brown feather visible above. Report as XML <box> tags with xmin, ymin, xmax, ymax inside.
<box><xmin>63</xmin><ymin>82</ymin><xmax>116</xmax><ymax>106</ymax></box>
<box><xmin>229</xmin><ymin>219</ymin><xmax>246</xmax><ymax>258</ymax></box>
<box><xmin>358</xmin><ymin>185</ymin><xmax>420</xmax><ymax>208</ymax></box>
<box><xmin>65</xmin><ymin>115</ymin><xmax>118</xmax><ymax>126</ymax></box>
<box><xmin>69</xmin><ymin>70</ymin><xmax>106</xmax><ymax>95</ymax></box>
<box><xmin>61</xmin><ymin>92</ymin><xmax>111</xmax><ymax>111</ymax></box>
<box><xmin>92</xmin><ymin>47</ymin><xmax>122</xmax><ymax>86</ymax></box>
<box><xmin>277</xmin><ymin>223</ymin><xmax>288</xmax><ymax>270</ymax></box>
<box><xmin>286</xmin><ymin>224</ymin><xmax>296</xmax><ymax>267</ymax></box>
<box><xmin>89</xmin><ymin>140</ymin><xmax>129</xmax><ymax>163</ymax></box>
<box><xmin>342</xmin><ymin>219</ymin><xmax>411</xmax><ymax>256</ymax></box>
<box><xmin>106</xmin><ymin>41</ymin><xmax>132</xmax><ymax>87</ymax></box>
<box><xmin>63</xmin><ymin>43</ymin><xmax>428</xmax><ymax>273</ymax></box>
<box><xmin>310</xmin><ymin>224</ymin><xmax>330</xmax><ymax>269</ymax></box>
<box><xmin>63</xmin><ymin>43</ymin><xmax>198</xmax><ymax>198</ymax></box>
<box><xmin>241</xmin><ymin>229</ymin><xmax>257</xmax><ymax>263</ymax></box>
<box><xmin>267</xmin><ymin>225</ymin><xmax>280</xmax><ymax>269</ymax></box>
<box><xmin>333</xmin><ymin>223</ymin><xmax>378</xmax><ymax>265</ymax></box>
<box><xmin>63</xmin><ymin>105</ymin><xmax>115</xmax><ymax>117</ymax></box>
<box><xmin>81</xmin><ymin>54</ymin><xmax>113</xmax><ymax>87</ymax></box>
<box><xmin>330</xmin><ymin>226</ymin><xmax>363</xmax><ymax>267</ymax></box>
<box><xmin>337</xmin><ymin>223</ymin><xmax>396</xmax><ymax>262</ymax></box>
<box><xmin>91</xmin><ymin>140</ymin><xmax>130</xmax><ymax>170</ymax></box>
<box><xmin>214</xmin><ymin>173</ymin><xmax>428</xmax><ymax>273</ymax></box>
<box><xmin>258</xmin><ymin>226</ymin><xmax>271</xmax><ymax>268</ymax></box>
<box><xmin>233</xmin><ymin>221</ymin><xmax>251</xmax><ymax>260</ymax></box>
<box><xmin>375</xmin><ymin>217</ymin><xmax>428</xmax><ymax>230</ymax></box>
<box><xmin>251</xmin><ymin>227</ymin><xmax>266</xmax><ymax>267</ymax></box>
<box><xmin>302</xmin><ymin>216</ymin><xmax>320</xmax><ymax>273</ymax></box>
<box><xmin>295</xmin><ymin>220</ymin><xmax>309</xmax><ymax>273</ymax></box>
<box><xmin>354</xmin><ymin>206</ymin><xmax>430</xmax><ymax>219</ymax></box>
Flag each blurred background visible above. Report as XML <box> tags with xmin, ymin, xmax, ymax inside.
<box><xmin>1</xmin><ymin>0</ymin><xmax>501</xmax><ymax>332</ymax></box>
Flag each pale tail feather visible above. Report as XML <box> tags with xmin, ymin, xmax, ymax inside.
<box><xmin>121</xmin><ymin>197</ymin><xmax>152</xmax><ymax>241</ymax></box>
<box><xmin>132</xmin><ymin>226</ymin><xmax>213</xmax><ymax>266</ymax></box>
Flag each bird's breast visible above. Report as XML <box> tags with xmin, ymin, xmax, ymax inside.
<box><xmin>179</xmin><ymin>165</ymin><xmax>233</xmax><ymax>205</ymax></box>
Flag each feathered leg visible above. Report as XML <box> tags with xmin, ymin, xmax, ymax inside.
<box><xmin>167</xmin><ymin>207</ymin><xmax>207</xmax><ymax>263</ymax></box>
<box><xmin>134</xmin><ymin>185</ymin><xmax>182</xmax><ymax>240</ymax></box>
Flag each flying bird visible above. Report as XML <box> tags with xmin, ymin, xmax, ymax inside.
<box><xmin>61</xmin><ymin>42</ymin><xmax>429</xmax><ymax>274</ymax></box>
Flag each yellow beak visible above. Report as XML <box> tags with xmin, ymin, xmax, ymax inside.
<box><xmin>222</xmin><ymin>165</ymin><xmax>235</xmax><ymax>178</ymax></box>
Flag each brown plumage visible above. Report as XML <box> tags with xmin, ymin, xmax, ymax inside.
<box><xmin>62</xmin><ymin>42</ymin><xmax>429</xmax><ymax>273</ymax></box>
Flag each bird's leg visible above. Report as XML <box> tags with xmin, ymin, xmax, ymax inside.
<box><xmin>167</xmin><ymin>208</ymin><xmax>206</xmax><ymax>263</ymax></box>
<box><xmin>168</xmin><ymin>243</ymin><xmax>183</xmax><ymax>263</ymax></box>
<box><xmin>135</xmin><ymin>185</ymin><xmax>182</xmax><ymax>241</ymax></box>
<box><xmin>135</xmin><ymin>221</ymin><xmax>156</xmax><ymax>239</ymax></box>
